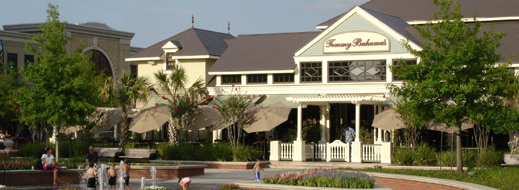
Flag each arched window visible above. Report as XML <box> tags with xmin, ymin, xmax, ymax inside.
<box><xmin>86</xmin><ymin>49</ymin><xmax>112</xmax><ymax>77</ymax></box>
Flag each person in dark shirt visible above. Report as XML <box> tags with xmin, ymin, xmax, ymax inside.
<box><xmin>85</xmin><ymin>146</ymin><xmax>101</xmax><ymax>167</ymax></box>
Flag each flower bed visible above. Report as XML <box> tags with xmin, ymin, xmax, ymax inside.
<box><xmin>0</xmin><ymin>160</ymin><xmax>35</xmax><ymax>170</ymax></box>
<box><xmin>263</xmin><ymin>168</ymin><xmax>375</xmax><ymax>188</ymax></box>
<box><xmin>217</xmin><ymin>184</ymin><xmax>241</xmax><ymax>190</ymax></box>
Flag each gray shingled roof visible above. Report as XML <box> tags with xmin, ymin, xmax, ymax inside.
<box><xmin>318</xmin><ymin>0</ymin><xmax>519</xmax><ymax>27</ymax></box>
<box><xmin>128</xmin><ymin>28</ymin><xmax>235</xmax><ymax>59</ymax></box>
<box><xmin>361</xmin><ymin>7</ymin><xmax>422</xmax><ymax>46</ymax></box>
<box><xmin>209</xmin><ymin>32</ymin><xmax>320</xmax><ymax>72</ymax></box>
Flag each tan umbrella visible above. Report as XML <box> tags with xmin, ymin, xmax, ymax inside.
<box><xmin>372</xmin><ymin>109</ymin><xmax>406</xmax><ymax>130</ymax></box>
<box><xmin>90</xmin><ymin>108</ymin><xmax>123</xmax><ymax>134</ymax></box>
<box><xmin>426</xmin><ymin>121</ymin><xmax>474</xmax><ymax>133</ymax></box>
<box><xmin>188</xmin><ymin>106</ymin><xmax>225</xmax><ymax>131</ymax></box>
<box><xmin>243</xmin><ymin>102</ymin><xmax>291</xmax><ymax>133</ymax></box>
<box><xmin>129</xmin><ymin>104</ymin><xmax>170</xmax><ymax>133</ymax></box>
<box><xmin>61</xmin><ymin>126</ymin><xmax>84</xmax><ymax>135</ymax></box>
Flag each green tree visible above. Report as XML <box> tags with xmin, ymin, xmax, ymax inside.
<box><xmin>214</xmin><ymin>87</ymin><xmax>256</xmax><ymax>147</ymax></box>
<box><xmin>98</xmin><ymin>72</ymin><xmax>155</xmax><ymax>148</ymax></box>
<box><xmin>154</xmin><ymin>66</ymin><xmax>211</xmax><ymax>145</ymax></box>
<box><xmin>19</xmin><ymin>4</ymin><xmax>100</xmax><ymax>160</ymax></box>
<box><xmin>389</xmin><ymin>0</ymin><xmax>519</xmax><ymax>173</ymax></box>
<box><xmin>0</xmin><ymin>66</ymin><xmax>22</xmax><ymax>134</ymax></box>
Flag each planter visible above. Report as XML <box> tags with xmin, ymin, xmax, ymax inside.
<box><xmin>504</xmin><ymin>154</ymin><xmax>519</xmax><ymax>165</ymax></box>
<box><xmin>3</xmin><ymin>138</ymin><xmax>14</xmax><ymax>150</ymax></box>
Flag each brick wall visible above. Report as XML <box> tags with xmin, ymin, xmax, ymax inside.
<box><xmin>205</xmin><ymin>163</ymin><xmax>269</xmax><ymax>169</ymax></box>
<box><xmin>127</xmin><ymin>168</ymin><xmax>204</xmax><ymax>179</ymax></box>
<box><xmin>0</xmin><ymin>170</ymin><xmax>81</xmax><ymax>186</ymax></box>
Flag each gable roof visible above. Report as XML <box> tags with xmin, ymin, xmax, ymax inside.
<box><xmin>209</xmin><ymin>32</ymin><xmax>320</xmax><ymax>73</ymax></box>
<box><xmin>128</xmin><ymin>28</ymin><xmax>235</xmax><ymax>59</ymax></box>
<box><xmin>296</xmin><ymin>6</ymin><xmax>422</xmax><ymax>56</ymax></box>
<box><xmin>318</xmin><ymin>0</ymin><xmax>519</xmax><ymax>28</ymax></box>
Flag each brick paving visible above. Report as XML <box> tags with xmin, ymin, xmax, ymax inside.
<box><xmin>376</xmin><ymin>177</ymin><xmax>466</xmax><ymax>190</ymax></box>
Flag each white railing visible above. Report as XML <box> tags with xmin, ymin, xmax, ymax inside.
<box><xmin>280</xmin><ymin>143</ymin><xmax>293</xmax><ymax>160</ymax></box>
<box><xmin>362</xmin><ymin>144</ymin><xmax>381</xmax><ymax>162</ymax></box>
<box><xmin>305</xmin><ymin>144</ymin><xmax>313</xmax><ymax>159</ymax></box>
<box><xmin>326</xmin><ymin>140</ymin><xmax>350</xmax><ymax>162</ymax></box>
<box><xmin>315</xmin><ymin>143</ymin><xmax>326</xmax><ymax>160</ymax></box>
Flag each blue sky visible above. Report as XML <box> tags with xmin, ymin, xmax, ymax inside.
<box><xmin>0</xmin><ymin>0</ymin><xmax>369</xmax><ymax>48</ymax></box>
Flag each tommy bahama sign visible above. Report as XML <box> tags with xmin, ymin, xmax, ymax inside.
<box><xmin>323</xmin><ymin>31</ymin><xmax>390</xmax><ymax>53</ymax></box>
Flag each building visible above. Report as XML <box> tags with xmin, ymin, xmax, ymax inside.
<box><xmin>125</xmin><ymin>27</ymin><xmax>235</xmax><ymax>108</ymax></box>
<box><xmin>207</xmin><ymin>0</ymin><xmax>519</xmax><ymax>163</ymax></box>
<box><xmin>0</xmin><ymin>22</ymin><xmax>137</xmax><ymax>82</ymax></box>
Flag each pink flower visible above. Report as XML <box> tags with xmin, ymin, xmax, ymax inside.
<box><xmin>259</xmin><ymin>95</ymin><xmax>263</xmax><ymax>97</ymax></box>
<box><xmin>15</xmin><ymin>109</ymin><xmax>19</xmax><ymax>112</ymax></box>
<box><xmin>162</xmin><ymin>96</ymin><xmax>166</xmax><ymax>99</ymax></box>
<box><xmin>212</xmin><ymin>105</ymin><xmax>215</xmax><ymax>108</ymax></box>
<box><xmin>383</xmin><ymin>94</ymin><xmax>386</xmax><ymax>98</ymax></box>
<box><xmin>103</xmin><ymin>99</ymin><xmax>108</xmax><ymax>103</ymax></box>
<box><xmin>200</xmin><ymin>89</ymin><xmax>205</xmax><ymax>93</ymax></box>
<box><xmin>18</xmin><ymin>104</ymin><xmax>22</xmax><ymax>107</ymax></box>
<box><xmin>213</xmin><ymin>102</ymin><xmax>216</xmax><ymax>105</ymax></box>
<box><xmin>206</xmin><ymin>95</ymin><xmax>211</xmax><ymax>99</ymax></box>
<box><xmin>174</xmin><ymin>108</ymin><xmax>179</xmax><ymax>112</ymax></box>
<box><xmin>90</xmin><ymin>88</ymin><xmax>94</xmax><ymax>92</ymax></box>
<box><xmin>235</xmin><ymin>88</ymin><xmax>238</xmax><ymax>91</ymax></box>
<box><xmin>195</xmin><ymin>101</ymin><xmax>198</xmax><ymax>105</ymax></box>
<box><xmin>513</xmin><ymin>100</ymin><xmax>516</xmax><ymax>103</ymax></box>
<box><xmin>155</xmin><ymin>103</ymin><xmax>159</xmax><ymax>107</ymax></box>
<box><xmin>253</xmin><ymin>95</ymin><xmax>256</xmax><ymax>98</ymax></box>
<box><xmin>204</xmin><ymin>101</ymin><xmax>208</xmax><ymax>104</ymax></box>
<box><xmin>232</xmin><ymin>84</ymin><xmax>235</xmax><ymax>87</ymax></box>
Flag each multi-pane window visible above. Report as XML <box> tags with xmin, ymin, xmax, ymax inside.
<box><xmin>0</xmin><ymin>40</ymin><xmax>4</xmax><ymax>65</ymax></box>
<box><xmin>329</xmin><ymin>60</ymin><xmax>386</xmax><ymax>82</ymax></box>
<box><xmin>222</xmin><ymin>75</ymin><xmax>241</xmax><ymax>85</ymax></box>
<box><xmin>301</xmin><ymin>62</ymin><xmax>322</xmax><ymax>82</ymax></box>
<box><xmin>7</xmin><ymin>53</ymin><xmax>17</xmax><ymax>72</ymax></box>
<box><xmin>24</xmin><ymin>55</ymin><xmax>34</xmax><ymax>69</ymax></box>
<box><xmin>247</xmin><ymin>74</ymin><xmax>267</xmax><ymax>84</ymax></box>
<box><xmin>166</xmin><ymin>53</ymin><xmax>175</xmax><ymax>70</ymax></box>
<box><xmin>130</xmin><ymin>65</ymin><xmax>138</xmax><ymax>78</ymax></box>
<box><xmin>273</xmin><ymin>73</ymin><xmax>294</xmax><ymax>83</ymax></box>
<box><xmin>392</xmin><ymin>60</ymin><xmax>417</xmax><ymax>80</ymax></box>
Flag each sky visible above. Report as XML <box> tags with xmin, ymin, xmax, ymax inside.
<box><xmin>0</xmin><ymin>0</ymin><xmax>370</xmax><ymax>48</ymax></box>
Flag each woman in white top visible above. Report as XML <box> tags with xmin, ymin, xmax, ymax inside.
<box><xmin>41</xmin><ymin>148</ymin><xmax>59</xmax><ymax>185</ymax></box>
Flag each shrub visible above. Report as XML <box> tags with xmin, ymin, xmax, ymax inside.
<box><xmin>19</xmin><ymin>142</ymin><xmax>47</xmax><ymax>158</ymax></box>
<box><xmin>436</xmin><ymin>151</ymin><xmax>456</xmax><ymax>167</ymax></box>
<box><xmin>463</xmin><ymin>149</ymin><xmax>478</xmax><ymax>168</ymax></box>
<box><xmin>263</xmin><ymin>168</ymin><xmax>374</xmax><ymax>188</ymax></box>
<box><xmin>413</xmin><ymin>144</ymin><xmax>437</xmax><ymax>166</ymax></box>
<box><xmin>157</xmin><ymin>143</ymin><xmax>260</xmax><ymax>161</ymax></box>
<box><xmin>478</xmin><ymin>147</ymin><xmax>503</xmax><ymax>167</ymax></box>
<box><xmin>392</xmin><ymin>147</ymin><xmax>413</xmax><ymax>165</ymax></box>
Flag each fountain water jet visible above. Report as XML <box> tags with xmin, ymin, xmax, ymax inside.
<box><xmin>140</xmin><ymin>177</ymin><xmax>145</xmax><ymax>189</ymax></box>
<box><xmin>150</xmin><ymin>166</ymin><xmax>157</xmax><ymax>187</ymax></box>
<box><xmin>79</xmin><ymin>170</ymin><xmax>89</xmax><ymax>190</ymax></box>
<box><xmin>117</xmin><ymin>160</ymin><xmax>124</xmax><ymax>190</ymax></box>
<box><xmin>97</xmin><ymin>164</ymin><xmax>108</xmax><ymax>190</ymax></box>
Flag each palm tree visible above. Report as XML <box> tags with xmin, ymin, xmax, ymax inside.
<box><xmin>154</xmin><ymin>66</ymin><xmax>210</xmax><ymax>145</ymax></box>
<box><xmin>99</xmin><ymin>72</ymin><xmax>155</xmax><ymax>147</ymax></box>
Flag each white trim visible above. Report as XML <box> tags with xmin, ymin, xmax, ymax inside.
<box><xmin>295</xmin><ymin>6</ymin><xmax>422</xmax><ymax>57</ymax></box>
<box><xmin>208</xmin><ymin>69</ymin><xmax>295</xmax><ymax>75</ymax></box>
<box><xmin>286</xmin><ymin>94</ymin><xmax>386</xmax><ymax>105</ymax></box>
<box><xmin>407</xmin><ymin>16</ymin><xmax>519</xmax><ymax>25</ymax></box>
<box><xmin>316</xmin><ymin>25</ymin><xmax>328</xmax><ymax>30</ymax></box>
<box><xmin>294</xmin><ymin>53</ymin><xmax>417</xmax><ymax>62</ymax></box>
<box><xmin>170</xmin><ymin>55</ymin><xmax>219</xmax><ymax>60</ymax></box>
<box><xmin>125</xmin><ymin>57</ymin><xmax>161</xmax><ymax>62</ymax></box>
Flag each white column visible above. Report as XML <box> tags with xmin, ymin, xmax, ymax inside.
<box><xmin>355</xmin><ymin>103</ymin><xmax>360</xmax><ymax>142</ymax></box>
<box><xmin>241</xmin><ymin>75</ymin><xmax>247</xmax><ymax>85</ymax></box>
<box><xmin>320</xmin><ymin>105</ymin><xmax>326</xmax><ymax>143</ymax></box>
<box><xmin>373</xmin><ymin>105</ymin><xmax>377</xmax><ymax>143</ymax></box>
<box><xmin>297</xmin><ymin>104</ymin><xmax>303</xmax><ymax>141</ymax></box>
<box><xmin>216</xmin><ymin>76</ymin><xmax>222</xmax><ymax>86</ymax></box>
<box><xmin>294</xmin><ymin>61</ymin><xmax>301</xmax><ymax>84</ymax></box>
<box><xmin>378</xmin><ymin>128</ymin><xmax>382</xmax><ymax>143</ymax></box>
<box><xmin>381</xmin><ymin>141</ymin><xmax>392</xmax><ymax>164</ymax></box>
<box><xmin>293</xmin><ymin>103</ymin><xmax>306</xmax><ymax>161</ymax></box>
<box><xmin>325</xmin><ymin>103</ymin><xmax>331</xmax><ymax>141</ymax></box>
<box><xmin>351</xmin><ymin>103</ymin><xmax>362</xmax><ymax>162</ymax></box>
<box><xmin>269</xmin><ymin>141</ymin><xmax>280</xmax><ymax>161</ymax></box>
<box><xmin>267</xmin><ymin>74</ymin><xmax>273</xmax><ymax>85</ymax></box>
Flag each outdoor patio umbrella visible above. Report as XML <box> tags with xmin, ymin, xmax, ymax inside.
<box><xmin>243</xmin><ymin>102</ymin><xmax>291</xmax><ymax>133</ymax></box>
<box><xmin>61</xmin><ymin>125</ymin><xmax>84</xmax><ymax>135</ymax></box>
<box><xmin>90</xmin><ymin>108</ymin><xmax>123</xmax><ymax>134</ymax></box>
<box><xmin>188</xmin><ymin>106</ymin><xmax>225</xmax><ymax>131</ymax></box>
<box><xmin>426</xmin><ymin>121</ymin><xmax>474</xmax><ymax>133</ymax></box>
<box><xmin>371</xmin><ymin>109</ymin><xmax>406</xmax><ymax>130</ymax></box>
<box><xmin>129</xmin><ymin>104</ymin><xmax>170</xmax><ymax>133</ymax></box>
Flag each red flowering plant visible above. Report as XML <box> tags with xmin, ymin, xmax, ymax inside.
<box><xmin>263</xmin><ymin>168</ymin><xmax>374</xmax><ymax>188</ymax></box>
<box><xmin>214</xmin><ymin>86</ymin><xmax>262</xmax><ymax>147</ymax></box>
<box><xmin>0</xmin><ymin>160</ymin><xmax>35</xmax><ymax>170</ymax></box>
<box><xmin>154</xmin><ymin>66</ymin><xmax>212</xmax><ymax>145</ymax></box>
<box><xmin>58</xmin><ymin>187</ymin><xmax>80</xmax><ymax>190</ymax></box>
<box><xmin>216</xmin><ymin>184</ymin><xmax>241</xmax><ymax>190</ymax></box>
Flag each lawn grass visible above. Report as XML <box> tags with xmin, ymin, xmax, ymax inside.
<box><xmin>340</xmin><ymin>167</ymin><xmax>519</xmax><ymax>190</ymax></box>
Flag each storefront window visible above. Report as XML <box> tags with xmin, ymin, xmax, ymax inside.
<box><xmin>273</xmin><ymin>73</ymin><xmax>294</xmax><ymax>83</ymax></box>
<box><xmin>130</xmin><ymin>65</ymin><xmax>138</xmax><ymax>78</ymax></box>
<box><xmin>329</xmin><ymin>60</ymin><xmax>386</xmax><ymax>82</ymax></box>
<box><xmin>222</xmin><ymin>75</ymin><xmax>241</xmax><ymax>85</ymax></box>
<box><xmin>392</xmin><ymin>60</ymin><xmax>417</xmax><ymax>80</ymax></box>
<box><xmin>247</xmin><ymin>74</ymin><xmax>267</xmax><ymax>84</ymax></box>
<box><xmin>7</xmin><ymin>53</ymin><xmax>17</xmax><ymax>72</ymax></box>
<box><xmin>166</xmin><ymin>53</ymin><xmax>175</xmax><ymax>70</ymax></box>
<box><xmin>301</xmin><ymin>62</ymin><xmax>322</xmax><ymax>82</ymax></box>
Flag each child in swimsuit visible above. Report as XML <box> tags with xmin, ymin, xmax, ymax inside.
<box><xmin>178</xmin><ymin>177</ymin><xmax>191</xmax><ymax>190</ymax></box>
<box><xmin>122</xmin><ymin>159</ymin><xmax>130</xmax><ymax>190</ymax></box>
<box><xmin>107</xmin><ymin>162</ymin><xmax>116</xmax><ymax>190</ymax></box>
<box><xmin>87</xmin><ymin>162</ymin><xmax>97</xmax><ymax>189</ymax></box>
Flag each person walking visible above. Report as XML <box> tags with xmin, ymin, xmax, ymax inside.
<box><xmin>252</xmin><ymin>160</ymin><xmax>264</xmax><ymax>182</ymax></box>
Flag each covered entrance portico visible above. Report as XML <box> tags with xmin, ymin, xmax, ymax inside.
<box><xmin>270</xmin><ymin>94</ymin><xmax>392</xmax><ymax>163</ymax></box>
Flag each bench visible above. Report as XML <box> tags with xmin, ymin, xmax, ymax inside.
<box><xmin>94</xmin><ymin>147</ymin><xmax>123</xmax><ymax>162</ymax></box>
<box><xmin>119</xmin><ymin>148</ymin><xmax>157</xmax><ymax>161</ymax></box>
